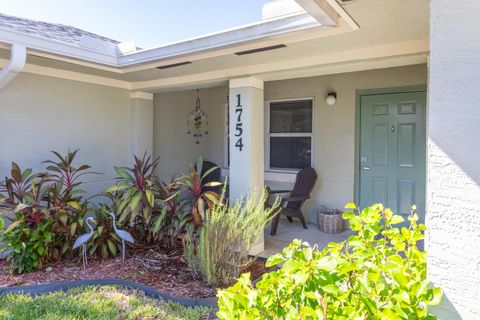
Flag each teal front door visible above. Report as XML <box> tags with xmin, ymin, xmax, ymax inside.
<box><xmin>359</xmin><ymin>90</ymin><xmax>426</xmax><ymax>221</ymax></box>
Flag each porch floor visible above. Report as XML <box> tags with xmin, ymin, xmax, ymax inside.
<box><xmin>259</xmin><ymin>218</ymin><xmax>353</xmax><ymax>258</ymax></box>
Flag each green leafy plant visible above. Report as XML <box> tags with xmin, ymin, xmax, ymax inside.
<box><xmin>185</xmin><ymin>187</ymin><xmax>279</xmax><ymax>286</ymax></box>
<box><xmin>1</xmin><ymin>216</ymin><xmax>54</xmax><ymax>274</ymax></box>
<box><xmin>176</xmin><ymin>157</ymin><xmax>221</xmax><ymax>227</ymax></box>
<box><xmin>0</xmin><ymin>162</ymin><xmax>42</xmax><ymax>204</ymax></box>
<box><xmin>43</xmin><ymin>149</ymin><xmax>97</xmax><ymax>207</ymax></box>
<box><xmin>217</xmin><ymin>204</ymin><xmax>442</xmax><ymax>320</ymax></box>
<box><xmin>86</xmin><ymin>204</ymin><xmax>122</xmax><ymax>259</ymax></box>
<box><xmin>106</xmin><ymin>153</ymin><xmax>174</xmax><ymax>243</ymax></box>
<box><xmin>0</xmin><ymin>151</ymin><xmax>98</xmax><ymax>272</ymax></box>
<box><xmin>107</xmin><ymin>154</ymin><xmax>160</xmax><ymax>224</ymax></box>
<box><xmin>148</xmin><ymin>181</ymin><xmax>190</xmax><ymax>248</ymax></box>
<box><xmin>42</xmin><ymin>150</ymin><xmax>97</xmax><ymax>259</ymax></box>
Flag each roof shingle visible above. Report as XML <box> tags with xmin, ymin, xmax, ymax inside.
<box><xmin>0</xmin><ymin>12</ymin><xmax>120</xmax><ymax>46</ymax></box>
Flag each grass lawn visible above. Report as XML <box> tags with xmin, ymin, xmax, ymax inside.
<box><xmin>0</xmin><ymin>286</ymin><xmax>211</xmax><ymax>320</ymax></box>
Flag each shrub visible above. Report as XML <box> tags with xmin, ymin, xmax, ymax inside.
<box><xmin>0</xmin><ymin>151</ymin><xmax>98</xmax><ymax>272</ymax></box>
<box><xmin>217</xmin><ymin>204</ymin><xmax>442</xmax><ymax>320</ymax></box>
<box><xmin>105</xmin><ymin>153</ymin><xmax>170</xmax><ymax>242</ymax></box>
<box><xmin>86</xmin><ymin>204</ymin><xmax>122</xmax><ymax>259</ymax></box>
<box><xmin>185</xmin><ymin>188</ymin><xmax>279</xmax><ymax>286</ymax></box>
<box><xmin>1</xmin><ymin>215</ymin><xmax>54</xmax><ymax>274</ymax></box>
<box><xmin>175</xmin><ymin>157</ymin><xmax>221</xmax><ymax>228</ymax></box>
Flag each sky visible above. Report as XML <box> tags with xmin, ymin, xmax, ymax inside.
<box><xmin>0</xmin><ymin>0</ymin><xmax>272</xmax><ymax>48</ymax></box>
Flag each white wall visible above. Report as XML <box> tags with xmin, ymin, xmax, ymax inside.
<box><xmin>427</xmin><ymin>0</ymin><xmax>480</xmax><ymax>318</ymax></box>
<box><xmin>0</xmin><ymin>73</ymin><xmax>133</xmax><ymax>196</ymax></box>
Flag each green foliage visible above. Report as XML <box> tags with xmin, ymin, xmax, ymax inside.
<box><xmin>86</xmin><ymin>204</ymin><xmax>122</xmax><ymax>259</ymax></box>
<box><xmin>0</xmin><ymin>162</ymin><xmax>42</xmax><ymax>204</ymax></box>
<box><xmin>0</xmin><ymin>151</ymin><xmax>97</xmax><ymax>273</ymax></box>
<box><xmin>217</xmin><ymin>204</ymin><xmax>442</xmax><ymax>320</ymax></box>
<box><xmin>0</xmin><ymin>286</ymin><xmax>210</xmax><ymax>320</ymax></box>
<box><xmin>42</xmin><ymin>149</ymin><xmax>98</xmax><ymax>206</ymax></box>
<box><xmin>106</xmin><ymin>153</ymin><xmax>170</xmax><ymax>242</ymax></box>
<box><xmin>175</xmin><ymin>156</ymin><xmax>221</xmax><ymax>228</ymax></box>
<box><xmin>185</xmin><ymin>187</ymin><xmax>279</xmax><ymax>286</ymax></box>
<box><xmin>1</xmin><ymin>217</ymin><xmax>54</xmax><ymax>274</ymax></box>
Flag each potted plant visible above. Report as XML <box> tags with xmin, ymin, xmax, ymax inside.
<box><xmin>317</xmin><ymin>206</ymin><xmax>344</xmax><ymax>233</ymax></box>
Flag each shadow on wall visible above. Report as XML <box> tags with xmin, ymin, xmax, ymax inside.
<box><xmin>430</xmin><ymin>291</ymin><xmax>462</xmax><ymax>320</ymax></box>
<box><xmin>426</xmin><ymin>138</ymin><xmax>480</xmax><ymax>318</ymax></box>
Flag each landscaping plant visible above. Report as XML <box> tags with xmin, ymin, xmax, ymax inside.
<box><xmin>105</xmin><ymin>153</ymin><xmax>173</xmax><ymax>242</ymax></box>
<box><xmin>1</xmin><ymin>214</ymin><xmax>54</xmax><ymax>274</ymax></box>
<box><xmin>86</xmin><ymin>204</ymin><xmax>122</xmax><ymax>259</ymax></box>
<box><xmin>217</xmin><ymin>203</ymin><xmax>443</xmax><ymax>320</ymax></box>
<box><xmin>41</xmin><ymin>150</ymin><xmax>97</xmax><ymax>259</ymax></box>
<box><xmin>185</xmin><ymin>187</ymin><xmax>280</xmax><ymax>286</ymax></box>
<box><xmin>175</xmin><ymin>156</ymin><xmax>221</xmax><ymax>228</ymax></box>
<box><xmin>0</xmin><ymin>151</ymin><xmax>98</xmax><ymax>272</ymax></box>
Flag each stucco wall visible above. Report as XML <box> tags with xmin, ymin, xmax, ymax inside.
<box><xmin>153</xmin><ymin>87</ymin><xmax>228</xmax><ymax>180</ymax></box>
<box><xmin>0</xmin><ymin>73</ymin><xmax>133</xmax><ymax>196</ymax></box>
<box><xmin>153</xmin><ymin>65</ymin><xmax>427</xmax><ymax>222</ymax></box>
<box><xmin>427</xmin><ymin>0</ymin><xmax>480</xmax><ymax>318</ymax></box>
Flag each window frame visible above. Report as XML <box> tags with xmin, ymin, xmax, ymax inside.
<box><xmin>265</xmin><ymin>97</ymin><xmax>315</xmax><ymax>172</ymax></box>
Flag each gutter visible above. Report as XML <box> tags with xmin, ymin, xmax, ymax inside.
<box><xmin>0</xmin><ymin>43</ymin><xmax>26</xmax><ymax>90</ymax></box>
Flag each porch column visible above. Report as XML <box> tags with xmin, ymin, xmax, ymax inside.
<box><xmin>229</xmin><ymin>77</ymin><xmax>265</xmax><ymax>254</ymax></box>
<box><xmin>427</xmin><ymin>0</ymin><xmax>480</xmax><ymax>318</ymax></box>
<box><xmin>130</xmin><ymin>92</ymin><xmax>154</xmax><ymax>156</ymax></box>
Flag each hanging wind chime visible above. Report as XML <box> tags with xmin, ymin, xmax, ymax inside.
<box><xmin>186</xmin><ymin>89</ymin><xmax>208</xmax><ymax>144</ymax></box>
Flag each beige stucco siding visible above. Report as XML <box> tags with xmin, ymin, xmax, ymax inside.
<box><xmin>153</xmin><ymin>65</ymin><xmax>427</xmax><ymax>222</ymax></box>
<box><xmin>153</xmin><ymin>86</ymin><xmax>228</xmax><ymax>180</ymax></box>
<box><xmin>264</xmin><ymin>64</ymin><xmax>427</xmax><ymax>222</ymax></box>
<box><xmin>0</xmin><ymin>73</ymin><xmax>132</xmax><ymax>196</ymax></box>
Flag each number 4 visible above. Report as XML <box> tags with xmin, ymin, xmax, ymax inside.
<box><xmin>235</xmin><ymin>138</ymin><xmax>243</xmax><ymax>151</ymax></box>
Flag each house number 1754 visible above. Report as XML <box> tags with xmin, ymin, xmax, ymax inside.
<box><xmin>234</xmin><ymin>94</ymin><xmax>244</xmax><ymax>151</ymax></box>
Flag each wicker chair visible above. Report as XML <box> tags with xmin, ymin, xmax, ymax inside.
<box><xmin>268</xmin><ymin>167</ymin><xmax>318</xmax><ymax>236</ymax></box>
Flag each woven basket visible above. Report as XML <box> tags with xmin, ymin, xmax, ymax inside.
<box><xmin>317</xmin><ymin>209</ymin><xmax>344</xmax><ymax>234</ymax></box>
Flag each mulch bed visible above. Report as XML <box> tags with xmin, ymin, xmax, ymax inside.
<box><xmin>0</xmin><ymin>246</ymin><xmax>270</xmax><ymax>298</ymax></box>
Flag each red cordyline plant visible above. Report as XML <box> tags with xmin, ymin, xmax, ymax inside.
<box><xmin>0</xmin><ymin>162</ymin><xmax>50</xmax><ymax>228</ymax></box>
<box><xmin>42</xmin><ymin>149</ymin><xmax>98</xmax><ymax>207</ymax></box>
<box><xmin>106</xmin><ymin>153</ymin><xmax>165</xmax><ymax>227</ymax></box>
<box><xmin>176</xmin><ymin>157</ymin><xmax>222</xmax><ymax>227</ymax></box>
<box><xmin>0</xmin><ymin>162</ymin><xmax>42</xmax><ymax>204</ymax></box>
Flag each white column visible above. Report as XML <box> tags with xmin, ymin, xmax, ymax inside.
<box><xmin>427</xmin><ymin>1</ymin><xmax>480</xmax><ymax>319</ymax></box>
<box><xmin>130</xmin><ymin>92</ymin><xmax>154</xmax><ymax>156</ymax></box>
<box><xmin>229</xmin><ymin>77</ymin><xmax>265</xmax><ymax>254</ymax></box>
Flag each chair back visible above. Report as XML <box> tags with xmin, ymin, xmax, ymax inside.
<box><xmin>287</xmin><ymin>167</ymin><xmax>317</xmax><ymax>211</ymax></box>
<box><xmin>200</xmin><ymin>160</ymin><xmax>221</xmax><ymax>194</ymax></box>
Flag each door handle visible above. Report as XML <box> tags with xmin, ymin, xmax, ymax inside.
<box><xmin>362</xmin><ymin>166</ymin><xmax>371</xmax><ymax>170</ymax></box>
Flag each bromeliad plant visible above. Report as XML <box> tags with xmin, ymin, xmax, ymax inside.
<box><xmin>217</xmin><ymin>204</ymin><xmax>443</xmax><ymax>320</ymax></box>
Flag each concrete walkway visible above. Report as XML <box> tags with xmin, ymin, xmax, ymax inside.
<box><xmin>260</xmin><ymin>218</ymin><xmax>352</xmax><ymax>258</ymax></box>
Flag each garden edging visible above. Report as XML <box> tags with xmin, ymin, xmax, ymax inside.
<box><xmin>0</xmin><ymin>278</ymin><xmax>218</xmax><ymax>308</ymax></box>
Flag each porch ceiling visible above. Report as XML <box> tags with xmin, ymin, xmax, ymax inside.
<box><xmin>0</xmin><ymin>0</ymin><xmax>428</xmax><ymax>92</ymax></box>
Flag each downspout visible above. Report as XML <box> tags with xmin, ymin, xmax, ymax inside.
<box><xmin>0</xmin><ymin>43</ymin><xmax>27</xmax><ymax>90</ymax></box>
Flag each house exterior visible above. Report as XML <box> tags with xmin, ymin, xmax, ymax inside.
<box><xmin>0</xmin><ymin>0</ymin><xmax>478</xmax><ymax>318</ymax></box>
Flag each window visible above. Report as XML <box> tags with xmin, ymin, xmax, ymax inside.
<box><xmin>267</xmin><ymin>99</ymin><xmax>313</xmax><ymax>170</ymax></box>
